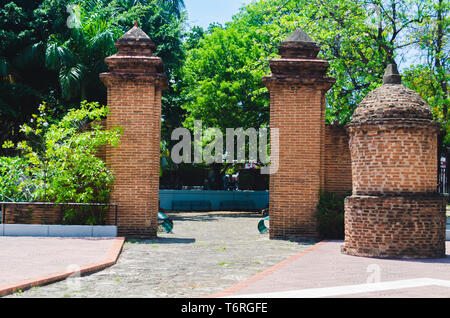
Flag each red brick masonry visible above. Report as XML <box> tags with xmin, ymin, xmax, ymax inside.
<box><xmin>100</xmin><ymin>23</ymin><xmax>167</xmax><ymax>238</ymax></box>
<box><xmin>342</xmin><ymin>195</ymin><xmax>446</xmax><ymax>258</ymax></box>
<box><xmin>342</xmin><ymin>67</ymin><xmax>446</xmax><ymax>259</ymax></box>
<box><xmin>324</xmin><ymin>125</ymin><xmax>352</xmax><ymax>196</ymax></box>
<box><xmin>264</xmin><ymin>28</ymin><xmax>335</xmax><ymax>240</ymax></box>
<box><xmin>4</xmin><ymin>204</ymin><xmax>61</xmax><ymax>224</ymax></box>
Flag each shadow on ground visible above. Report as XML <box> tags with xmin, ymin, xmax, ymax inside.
<box><xmin>126</xmin><ymin>237</ymin><xmax>196</xmax><ymax>245</ymax></box>
<box><xmin>166</xmin><ymin>211</ymin><xmax>263</xmax><ymax>223</ymax></box>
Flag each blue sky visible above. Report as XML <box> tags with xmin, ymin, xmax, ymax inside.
<box><xmin>182</xmin><ymin>0</ymin><xmax>418</xmax><ymax>70</ymax></box>
<box><xmin>184</xmin><ymin>0</ymin><xmax>250</xmax><ymax>29</ymax></box>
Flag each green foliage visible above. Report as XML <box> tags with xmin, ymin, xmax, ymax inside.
<box><xmin>402</xmin><ymin>0</ymin><xmax>449</xmax><ymax>144</ymax></box>
<box><xmin>0</xmin><ymin>156</ymin><xmax>37</xmax><ymax>202</ymax></box>
<box><xmin>403</xmin><ymin>64</ymin><xmax>450</xmax><ymax>144</ymax></box>
<box><xmin>180</xmin><ymin>0</ymin><xmax>448</xmax><ymax>133</ymax></box>
<box><xmin>315</xmin><ymin>191</ymin><xmax>346</xmax><ymax>239</ymax></box>
<box><xmin>1</xmin><ymin>101</ymin><xmax>121</xmax><ymax>205</ymax></box>
<box><xmin>62</xmin><ymin>205</ymin><xmax>109</xmax><ymax>225</ymax></box>
<box><xmin>0</xmin><ymin>0</ymin><xmax>186</xmax><ymax>155</ymax></box>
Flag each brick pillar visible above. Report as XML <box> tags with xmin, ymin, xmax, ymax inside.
<box><xmin>263</xmin><ymin>29</ymin><xmax>335</xmax><ymax>240</ymax></box>
<box><xmin>100</xmin><ymin>22</ymin><xmax>167</xmax><ymax>238</ymax></box>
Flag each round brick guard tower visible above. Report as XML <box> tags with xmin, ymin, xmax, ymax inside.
<box><xmin>341</xmin><ymin>64</ymin><xmax>446</xmax><ymax>258</ymax></box>
<box><xmin>100</xmin><ymin>23</ymin><xmax>167</xmax><ymax>238</ymax></box>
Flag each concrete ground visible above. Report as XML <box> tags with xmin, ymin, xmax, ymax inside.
<box><xmin>0</xmin><ymin>237</ymin><xmax>123</xmax><ymax>296</ymax></box>
<box><xmin>4</xmin><ymin>212</ymin><xmax>450</xmax><ymax>298</ymax></box>
<box><xmin>5</xmin><ymin>212</ymin><xmax>309</xmax><ymax>298</ymax></box>
<box><xmin>216</xmin><ymin>241</ymin><xmax>450</xmax><ymax>298</ymax></box>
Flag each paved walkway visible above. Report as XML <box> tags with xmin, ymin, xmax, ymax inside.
<box><xmin>6</xmin><ymin>212</ymin><xmax>308</xmax><ymax>298</ymax></box>
<box><xmin>213</xmin><ymin>241</ymin><xmax>450</xmax><ymax>298</ymax></box>
<box><xmin>0</xmin><ymin>237</ymin><xmax>124</xmax><ymax>296</ymax></box>
<box><xmin>4</xmin><ymin>212</ymin><xmax>450</xmax><ymax>298</ymax></box>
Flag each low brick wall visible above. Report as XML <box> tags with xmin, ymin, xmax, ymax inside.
<box><xmin>324</xmin><ymin>125</ymin><xmax>352</xmax><ymax>196</ymax></box>
<box><xmin>341</xmin><ymin>195</ymin><xmax>446</xmax><ymax>258</ymax></box>
<box><xmin>3</xmin><ymin>204</ymin><xmax>61</xmax><ymax>225</ymax></box>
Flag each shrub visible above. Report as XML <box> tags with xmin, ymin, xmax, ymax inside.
<box><xmin>0</xmin><ymin>156</ymin><xmax>37</xmax><ymax>202</ymax></box>
<box><xmin>1</xmin><ymin>101</ymin><xmax>122</xmax><ymax>223</ymax></box>
<box><xmin>315</xmin><ymin>190</ymin><xmax>347</xmax><ymax>239</ymax></box>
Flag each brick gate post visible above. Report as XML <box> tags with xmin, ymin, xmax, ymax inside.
<box><xmin>263</xmin><ymin>29</ymin><xmax>335</xmax><ymax>240</ymax></box>
<box><xmin>100</xmin><ymin>22</ymin><xmax>167</xmax><ymax>238</ymax></box>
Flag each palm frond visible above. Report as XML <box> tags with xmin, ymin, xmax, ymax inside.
<box><xmin>45</xmin><ymin>40</ymin><xmax>74</xmax><ymax>71</ymax></box>
<box><xmin>59</xmin><ymin>64</ymin><xmax>85</xmax><ymax>100</ymax></box>
<box><xmin>0</xmin><ymin>57</ymin><xmax>7</xmax><ymax>77</ymax></box>
<box><xmin>89</xmin><ymin>29</ymin><xmax>117</xmax><ymax>56</ymax></box>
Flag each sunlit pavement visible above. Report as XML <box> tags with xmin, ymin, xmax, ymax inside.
<box><xmin>0</xmin><ymin>237</ymin><xmax>123</xmax><ymax>296</ymax></box>
<box><xmin>212</xmin><ymin>241</ymin><xmax>450</xmax><ymax>298</ymax></box>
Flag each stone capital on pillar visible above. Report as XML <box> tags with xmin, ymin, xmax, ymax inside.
<box><xmin>263</xmin><ymin>28</ymin><xmax>335</xmax><ymax>90</ymax></box>
<box><xmin>100</xmin><ymin>23</ymin><xmax>168</xmax><ymax>89</ymax></box>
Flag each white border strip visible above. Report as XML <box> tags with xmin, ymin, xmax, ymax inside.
<box><xmin>230</xmin><ymin>278</ymin><xmax>450</xmax><ymax>298</ymax></box>
<box><xmin>1</xmin><ymin>224</ymin><xmax>117</xmax><ymax>237</ymax></box>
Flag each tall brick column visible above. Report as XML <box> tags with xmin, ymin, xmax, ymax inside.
<box><xmin>100</xmin><ymin>22</ymin><xmax>167</xmax><ymax>238</ymax></box>
<box><xmin>263</xmin><ymin>29</ymin><xmax>335</xmax><ymax>240</ymax></box>
<box><xmin>341</xmin><ymin>64</ymin><xmax>446</xmax><ymax>258</ymax></box>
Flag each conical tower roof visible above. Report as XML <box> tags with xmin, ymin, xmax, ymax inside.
<box><xmin>282</xmin><ymin>28</ymin><xmax>315</xmax><ymax>43</ymax></box>
<box><xmin>350</xmin><ymin>63</ymin><xmax>434</xmax><ymax>125</ymax></box>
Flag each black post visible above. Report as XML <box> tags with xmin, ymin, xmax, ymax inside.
<box><xmin>115</xmin><ymin>204</ymin><xmax>118</xmax><ymax>226</ymax></box>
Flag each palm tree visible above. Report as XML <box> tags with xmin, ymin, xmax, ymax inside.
<box><xmin>44</xmin><ymin>5</ymin><xmax>121</xmax><ymax>103</ymax></box>
<box><xmin>162</xmin><ymin>0</ymin><xmax>185</xmax><ymax>18</ymax></box>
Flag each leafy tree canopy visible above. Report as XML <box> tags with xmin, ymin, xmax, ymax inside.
<box><xmin>181</xmin><ymin>0</ymin><xmax>448</xmax><ymax>144</ymax></box>
<box><xmin>0</xmin><ymin>0</ymin><xmax>186</xmax><ymax>153</ymax></box>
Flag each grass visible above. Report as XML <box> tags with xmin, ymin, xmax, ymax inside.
<box><xmin>217</xmin><ymin>261</ymin><xmax>234</xmax><ymax>266</ymax></box>
<box><xmin>194</xmin><ymin>242</ymin><xmax>208</xmax><ymax>247</ymax></box>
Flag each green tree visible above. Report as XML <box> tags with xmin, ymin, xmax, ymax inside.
<box><xmin>2</xmin><ymin>101</ymin><xmax>121</xmax><ymax>204</ymax></box>
<box><xmin>402</xmin><ymin>0</ymin><xmax>449</xmax><ymax>143</ymax></box>
<box><xmin>181</xmin><ymin>0</ymin><xmax>446</xmax><ymax>129</ymax></box>
<box><xmin>182</xmin><ymin>25</ymin><xmax>269</xmax><ymax>133</ymax></box>
<box><xmin>0</xmin><ymin>0</ymin><xmax>186</xmax><ymax>155</ymax></box>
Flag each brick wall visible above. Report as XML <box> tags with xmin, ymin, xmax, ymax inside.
<box><xmin>342</xmin><ymin>122</ymin><xmax>445</xmax><ymax>258</ymax></box>
<box><xmin>3</xmin><ymin>204</ymin><xmax>61</xmax><ymax>225</ymax></box>
<box><xmin>102</xmin><ymin>80</ymin><xmax>162</xmax><ymax>237</ymax></box>
<box><xmin>342</xmin><ymin>195</ymin><xmax>446</xmax><ymax>258</ymax></box>
<box><xmin>324</xmin><ymin>125</ymin><xmax>352</xmax><ymax>196</ymax></box>
<box><xmin>348</xmin><ymin>124</ymin><xmax>439</xmax><ymax>196</ymax></box>
<box><xmin>267</xmin><ymin>83</ymin><xmax>327</xmax><ymax>239</ymax></box>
